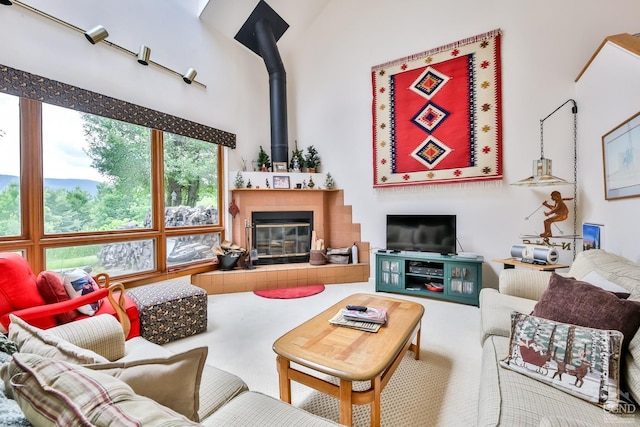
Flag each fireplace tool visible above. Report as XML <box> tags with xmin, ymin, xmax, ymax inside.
<box><xmin>244</xmin><ymin>219</ymin><xmax>258</xmax><ymax>269</ymax></box>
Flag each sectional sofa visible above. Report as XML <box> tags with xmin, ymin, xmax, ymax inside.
<box><xmin>478</xmin><ymin>249</ymin><xmax>640</xmax><ymax>426</ymax></box>
<box><xmin>0</xmin><ymin>313</ymin><xmax>340</xmax><ymax>426</ymax></box>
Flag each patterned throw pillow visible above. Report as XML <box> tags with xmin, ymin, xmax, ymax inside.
<box><xmin>36</xmin><ymin>270</ymin><xmax>79</xmax><ymax>324</ymax></box>
<box><xmin>500</xmin><ymin>311</ymin><xmax>623</xmax><ymax>410</ymax></box>
<box><xmin>84</xmin><ymin>347</ymin><xmax>208</xmax><ymax>422</ymax></box>
<box><xmin>7</xmin><ymin>314</ymin><xmax>108</xmax><ymax>364</ymax></box>
<box><xmin>62</xmin><ymin>269</ymin><xmax>102</xmax><ymax>315</ymax></box>
<box><xmin>8</xmin><ymin>353</ymin><xmax>200</xmax><ymax>426</ymax></box>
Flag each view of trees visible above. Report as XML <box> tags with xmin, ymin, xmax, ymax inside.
<box><xmin>0</xmin><ymin>111</ymin><xmax>220</xmax><ymax>237</ymax></box>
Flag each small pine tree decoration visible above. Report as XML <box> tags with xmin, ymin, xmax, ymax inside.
<box><xmin>234</xmin><ymin>171</ymin><xmax>245</xmax><ymax>189</ymax></box>
<box><xmin>324</xmin><ymin>173</ymin><xmax>335</xmax><ymax>189</ymax></box>
<box><xmin>290</xmin><ymin>140</ymin><xmax>304</xmax><ymax>172</ymax></box>
<box><xmin>257</xmin><ymin>145</ymin><xmax>271</xmax><ymax>171</ymax></box>
<box><xmin>304</xmin><ymin>145</ymin><xmax>321</xmax><ymax>172</ymax></box>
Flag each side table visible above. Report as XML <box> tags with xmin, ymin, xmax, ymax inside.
<box><xmin>492</xmin><ymin>258</ymin><xmax>569</xmax><ymax>272</ymax></box>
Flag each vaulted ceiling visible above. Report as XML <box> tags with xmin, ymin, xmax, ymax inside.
<box><xmin>199</xmin><ymin>0</ymin><xmax>331</xmax><ymax>57</ymax></box>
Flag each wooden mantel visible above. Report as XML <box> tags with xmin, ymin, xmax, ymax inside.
<box><xmin>229</xmin><ymin>188</ymin><xmax>364</xmax><ymax>251</ymax></box>
<box><xmin>190</xmin><ymin>188</ymin><xmax>370</xmax><ymax>295</ymax></box>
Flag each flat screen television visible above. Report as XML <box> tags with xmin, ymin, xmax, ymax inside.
<box><xmin>386</xmin><ymin>214</ymin><xmax>457</xmax><ymax>254</ymax></box>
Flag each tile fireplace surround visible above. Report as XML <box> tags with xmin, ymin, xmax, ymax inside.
<box><xmin>191</xmin><ymin>188</ymin><xmax>370</xmax><ymax>294</ymax></box>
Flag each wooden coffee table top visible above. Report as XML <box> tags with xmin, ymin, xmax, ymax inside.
<box><xmin>272</xmin><ymin>293</ymin><xmax>424</xmax><ymax>381</ymax></box>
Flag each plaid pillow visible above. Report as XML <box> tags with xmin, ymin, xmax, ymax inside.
<box><xmin>85</xmin><ymin>346</ymin><xmax>208</xmax><ymax>421</ymax></box>
<box><xmin>9</xmin><ymin>353</ymin><xmax>199</xmax><ymax>426</ymax></box>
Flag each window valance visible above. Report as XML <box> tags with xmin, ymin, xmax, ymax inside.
<box><xmin>0</xmin><ymin>63</ymin><xmax>235</xmax><ymax>148</ymax></box>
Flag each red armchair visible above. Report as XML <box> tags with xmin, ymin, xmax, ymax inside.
<box><xmin>0</xmin><ymin>252</ymin><xmax>140</xmax><ymax>339</ymax></box>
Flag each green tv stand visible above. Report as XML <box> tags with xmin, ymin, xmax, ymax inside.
<box><xmin>375</xmin><ymin>252</ymin><xmax>483</xmax><ymax>306</ymax></box>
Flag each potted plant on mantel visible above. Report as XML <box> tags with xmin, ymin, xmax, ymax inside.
<box><xmin>257</xmin><ymin>145</ymin><xmax>271</xmax><ymax>172</ymax></box>
<box><xmin>304</xmin><ymin>145</ymin><xmax>321</xmax><ymax>173</ymax></box>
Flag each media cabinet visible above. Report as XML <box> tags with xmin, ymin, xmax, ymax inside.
<box><xmin>375</xmin><ymin>252</ymin><xmax>483</xmax><ymax>306</ymax></box>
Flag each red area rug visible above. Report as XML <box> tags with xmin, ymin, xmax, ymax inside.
<box><xmin>254</xmin><ymin>285</ymin><xmax>325</xmax><ymax>299</ymax></box>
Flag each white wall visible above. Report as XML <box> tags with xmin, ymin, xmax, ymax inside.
<box><xmin>1</xmin><ymin>0</ymin><xmax>639</xmax><ymax>286</ymax></box>
<box><xmin>575</xmin><ymin>42</ymin><xmax>640</xmax><ymax>261</ymax></box>
<box><xmin>285</xmin><ymin>0</ymin><xmax>640</xmax><ymax>284</ymax></box>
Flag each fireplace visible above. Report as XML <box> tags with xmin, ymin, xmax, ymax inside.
<box><xmin>252</xmin><ymin>211</ymin><xmax>313</xmax><ymax>264</ymax></box>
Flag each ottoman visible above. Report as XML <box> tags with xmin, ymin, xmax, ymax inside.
<box><xmin>126</xmin><ymin>281</ymin><xmax>207</xmax><ymax>344</ymax></box>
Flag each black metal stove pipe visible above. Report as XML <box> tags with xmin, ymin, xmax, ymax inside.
<box><xmin>255</xmin><ymin>18</ymin><xmax>288</xmax><ymax>165</ymax></box>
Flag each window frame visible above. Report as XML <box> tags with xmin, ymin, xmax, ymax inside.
<box><xmin>0</xmin><ymin>97</ymin><xmax>225</xmax><ymax>284</ymax></box>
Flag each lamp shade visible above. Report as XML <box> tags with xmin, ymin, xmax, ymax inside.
<box><xmin>511</xmin><ymin>158</ymin><xmax>572</xmax><ymax>187</ymax></box>
<box><xmin>84</xmin><ymin>25</ymin><xmax>109</xmax><ymax>44</ymax></box>
<box><xmin>137</xmin><ymin>45</ymin><xmax>151</xmax><ymax>65</ymax></box>
<box><xmin>182</xmin><ymin>68</ymin><xmax>197</xmax><ymax>84</ymax></box>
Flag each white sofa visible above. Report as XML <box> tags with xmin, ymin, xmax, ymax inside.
<box><xmin>0</xmin><ymin>313</ymin><xmax>340</xmax><ymax>426</ymax></box>
<box><xmin>478</xmin><ymin>249</ymin><xmax>640</xmax><ymax>426</ymax></box>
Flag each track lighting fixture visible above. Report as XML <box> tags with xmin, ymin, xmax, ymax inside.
<box><xmin>182</xmin><ymin>68</ymin><xmax>197</xmax><ymax>84</ymax></box>
<box><xmin>3</xmin><ymin>0</ymin><xmax>205</xmax><ymax>87</ymax></box>
<box><xmin>137</xmin><ymin>45</ymin><xmax>151</xmax><ymax>66</ymax></box>
<box><xmin>84</xmin><ymin>25</ymin><xmax>109</xmax><ymax>44</ymax></box>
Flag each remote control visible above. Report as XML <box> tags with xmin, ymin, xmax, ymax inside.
<box><xmin>346</xmin><ymin>305</ymin><xmax>368</xmax><ymax>312</ymax></box>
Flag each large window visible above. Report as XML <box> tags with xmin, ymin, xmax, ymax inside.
<box><xmin>0</xmin><ymin>94</ymin><xmax>224</xmax><ymax>281</ymax></box>
<box><xmin>0</xmin><ymin>93</ymin><xmax>21</xmax><ymax>238</ymax></box>
<box><xmin>42</xmin><ymin>104</ymin><xmax>153</xmax><ymax>234</ymax></box>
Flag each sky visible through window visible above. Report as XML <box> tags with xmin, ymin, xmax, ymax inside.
<box><xmin>0</xmin><ymin>94</ymin><xmax>104</xmax><ymax>182</ymax></box>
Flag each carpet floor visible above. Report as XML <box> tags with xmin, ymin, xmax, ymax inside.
<box><xmin>163</xmin><ymin>280</ymin><xmax>481</xmax><ymax>426</ymax></box>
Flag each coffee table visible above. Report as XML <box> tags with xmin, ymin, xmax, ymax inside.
<box><xmin>272</xmin><ymin>293</ymin><xmax>424</xmax><ymax>427</ymax></box>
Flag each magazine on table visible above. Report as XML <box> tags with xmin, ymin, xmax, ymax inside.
<box><xmin>342</xmin><ymin>306</ymin><xmax>387</xmax><ymax>324</ymax></box>
<box><xmin>329</xmin><ymin>311</ymin><xmax>384</xmax><ymax>333</ymax></box>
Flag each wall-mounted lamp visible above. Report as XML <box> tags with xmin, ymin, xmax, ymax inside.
<box><xmin>182</xmin><ymin>68</ymin><xmax>197</xmax><ymax>84</ymax></box>
<box><xmin>511</xmin><ymin>99</ymin><xmax>578</xmax><ymax>187</ymax></box>
<box><xmin>512</xmin><ymin>99</ymin><xmax>579</xmax><ymax>259</ymax></box>
<box><xmin>137</xmin><ymin>45</ymin><xmax>151</xmax><ymax>66</ymax></box>
<box><xmin>2</xmin><ymin>0</ymin><xmax>205</xmax><ymax>88</ymax></box>
<box><xmin>84</xmin><ymin>25</ymin><xmax>109</xmax><ymax>44</ymax></box>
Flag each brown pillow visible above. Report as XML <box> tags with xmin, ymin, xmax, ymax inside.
<box><xmin>532</xmin><ymin>273</ymin><xmax>640</xmax><ymax>351</ymax></box>
<box><xmin>36</xmin><ymin>271</ymin><xmax>78</xmax><ymax>324</ymax></box>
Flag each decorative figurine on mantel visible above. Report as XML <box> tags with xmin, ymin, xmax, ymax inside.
<box><xmin>290</xmin><ymin>140</ymin><xmax>304</xmax><ymax>172</ymax></box>
<box><xmin>324</xmin><ymin>173</ymin><xmax>335</xmax><ymax>189</ymax></box>
<box><xmin>234</xmin><ymin>171</ymin><xmax>245</xmax><ymax>189</ymax></box>
<box><xmin>246</xmin><ymin>179</ymin><xmax>252</xmax><ymax>189</ymax></box>
<box><xmin>308</xmin><ymin>176</ymin><xmax>315</xmax><ymax>189</ymax></box>
<box><xmin>265</xmin><ymin>178</ymin><xmax>270</xmax><ymax>189</ymax></box>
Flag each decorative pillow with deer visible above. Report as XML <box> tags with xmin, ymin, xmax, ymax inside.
<box><xmin>500</xmin><ymin>311</ymin><xmax>623</xmax><ymax>411</ymax></box>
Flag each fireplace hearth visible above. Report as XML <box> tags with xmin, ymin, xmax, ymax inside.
<box><xmin>252</xmin><ymin>211</ymin><xmax>313</xmax><ymax>265</ymax></box>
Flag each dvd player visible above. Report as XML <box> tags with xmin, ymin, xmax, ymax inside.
<box><xmin>408</xmin><ymin>265</ymin><xmax>444</xmax><ymax>276</ymax></box>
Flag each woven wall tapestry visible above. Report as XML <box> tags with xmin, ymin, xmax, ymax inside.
<box><xmin>372</xmin><ymin>29</ymin><xmax>502</xmax><ymax>188</ymax></box>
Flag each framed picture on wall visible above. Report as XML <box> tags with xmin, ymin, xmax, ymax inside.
<box><xmin>602</xmin><ymin>111</ymin><xmax>640</xmax><ymax>200</ymax></box>
<box><xmin>273</xmin><ymin>162</ymin><xmax>288</xmax><ymax>173</ymax></box>
<box><xmin>273</xmin><ymin>175</ymin><xmax>290</xmax><ymax>189</ymax></box>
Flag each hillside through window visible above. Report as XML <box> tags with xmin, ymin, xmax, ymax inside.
<box><xmin>0</xmin><ymin>97</ymin><xmax>224</xmax><ymax>280</ymax></box>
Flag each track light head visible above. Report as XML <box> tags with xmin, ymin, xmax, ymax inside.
<box><xmin>84</xmin><ymin>25</ymin><xmax>109</xmax><ymax>44</ymax></box>
<box><xmin>0</xmin><ymin>0</ymin><xmax>13</xmax><ymax>6</ymax></box>
<box><xmin>137</xmin><ymin>45</ymin><xmax>151</xmax><ymax>65</ymax></box>
<box><xmin>182</xmin><ymin>68</ymin><xmax>197</xmax><ymax>84</ymax></box>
